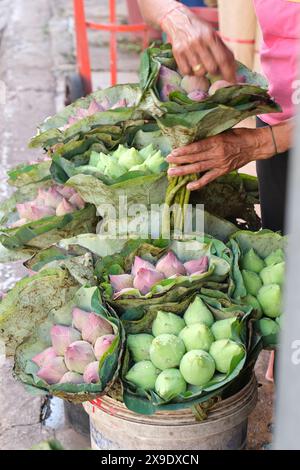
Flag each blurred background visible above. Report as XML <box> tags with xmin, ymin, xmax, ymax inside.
<box><xmin>0</xmin><ymin>0</ymin><xmax>274</xmax><ymax>450</ymax></box>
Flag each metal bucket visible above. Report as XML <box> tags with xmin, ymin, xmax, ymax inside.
<box><xmin>83</xmin><ymin>375</ymin><xmax>257</xmax><ymax>450</ymax></box>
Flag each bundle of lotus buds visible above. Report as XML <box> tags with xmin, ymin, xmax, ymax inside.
<box><xmin>125</xmin><ymin>295</ymin><xmax>245</xmax><ymax>401</ymax></box>
<box><xmin>109</xmin><ymin>251</ymin><xmax>209</xmax><ymax>298</ymax></box>
<box><xmin>32</xmin><ymin>307</ymin><xmax>116</xmax><ymax>385</ymax></box>
<box><xmin>11</xmin><ymin>185</ymin><xmax>85</xmax><ymax>228</ymax></box>
<box><xmin>241</xmin><ymin>247</ymin><xmax>284</xmax><ymax>341</ymax></box>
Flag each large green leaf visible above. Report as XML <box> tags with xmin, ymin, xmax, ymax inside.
<box><xmin>7</xmin><ymin>160</ymin><xmax>51</xmax><ymax>188</ymax></box>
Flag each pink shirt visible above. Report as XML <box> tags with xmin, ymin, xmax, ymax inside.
<box><xmin>253</xmin><ymin>0</ymin><xmax>300</xmax><ymax>124</ymax></box>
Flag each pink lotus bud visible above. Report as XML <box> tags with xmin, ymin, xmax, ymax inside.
<box><xmin>59</xmin><ymin>371</ymin><xmax>83</xmax><ymax>384</ymax></box>
<box><xmin>37</xmin><ymin>357</ymin><xmax>68</xmax><ymax>385</ymax></box>
<box><xmin>110</xmin><ymin>98</ymin><xmax>127</xmax><ymax>110</ymax></box>
<box><xmin>156</xmin><ymin>251</ymin><xmax>186</xmax><ymax>278</ymax></box>
<box><xmin>81</xmin><ymin>313</ymin><xmax>113</xmax><ymax>345</ymax></box>
<box><xmin>72</xmin><ymin>307</ymin><xmax>89</xmax><ymax>332</ymax></box>
<box><xmin>83</xmin><ymin>361</ymin><xmax>100</xmax><ymax>384</ymax></box>
<box><xmin>159</xmin><ymin>83</ymin><xmax>181</xmax><ymax>101</ymax></box>
<box><xmin>55</xmin><ymin>185</ymin><xmax>77</xmax><ymax>199</ymax></box>
<box><xmin>32</xmin><ymin>347</ymin><xmax>57</xmax><ymax>367</ymax></box>
<box><xmin>10</xmin><ymin>218</ymin><xmax>28</xmax><ymax>228</ymax></box>
<box><xmin>56</xmin><ymin>198</ymin><xmax>75</xmax><ymax>216</ymax></box>
<box><xmin>109</xmin><ymin>274</ymin><xmax>133</xmax><ymax>293</ymax></box>
<box><xmin>184</xmin><ymin>256</ymin><xmax>209</xmax><ymax>275</ymax></box>
<box><xmin>68</xmin><ymin>193</ymin><xmax>85</xmax><ymax>210</ymax></box>
<box><xmin>187</xmin><ymin>90</ymin><xmax>208</xmax><ymax>102</ymax></box>
<box><xmin>113</xmin><ymin>287</ymin><xmax>139</xmax><ymax>299</ymax></box>
<box><xmin>64</xmin><ymin>341</ymin><xmax>96</xmax><ymax>373</ymax></box>
<box><xmin>37</xmin><ymin>187</ymin><xmax>63</xmax><ymax>208</ymax></box>
<box><xmin>131</xmin><ymin>256</ymin><xmax>155</xmax><ymax>276</ymax></box>
<box><xmin>50</xmin><ymin>325</ymin><xmax>81</xmax><ymax>355</ymax></box>
<box><xmin>16</xmin><ymin>202</ymin><xmax>55</xmax><ymax>221</ymax></box>
<box><xmin>133</xmin><ymin>268</ymin><xmax>165</xmax><ymax>295</ymax></box>
<box><xmin>94</xmin><ymin>334</ymin><xmax>116</xmax><ymax>360</ymax></box>
<box><xmin>87</xmin><ymin>99</ymin><xmax>104</xmax><ymax>114</ymax></box>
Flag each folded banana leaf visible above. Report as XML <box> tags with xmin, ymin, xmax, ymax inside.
<box><xmin>0</xmin><ymin>272</ymin><xmax>125</xmax><ymax>403</ymax></box>
<box><xmin>7</xmin><ymin>160</ymin><xmax>51</xmax><ymax>188</ymax></box>
<box><xmin>139</xmin><ymin>44</ymin><xmax>280</xmax><ymax>147</ymax></box>
<box><xmin>30</xmin><ymin>84</ymin><xmax>146</xmax><ymax>150</ymax></box>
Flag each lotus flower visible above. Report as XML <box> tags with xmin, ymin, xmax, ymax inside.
<box><xmin>241</xmin><ymin>248</ymin><xmax>265</xmax><ymax>274</ymax></box>
<box><xmin>112</xmin><ymin>287</ymin><xmax>140</xmax><ymax>299</ymax></box>
<box><xmin>156</xmin><ymin>251</ymin><xmax>186</xmax><ymax>278</ymax></box>
<box><xmin>64</xmin><ymin>341</ymin><xmax>96</xmax><ymax>373</ymax></box>
<box><xmin>117</xmin><ymin>148</ymin><xmax>143</xmax><ymax>170</ymax></box>
<box><xmin>181</xmin><ymin>75</ymin><xmax>210</xmax><ymax>93</ymax></box>
<box><xmin>103</xmin><ymin>159</ymin><xmax>127</xmax><ymax>179</ymax></box>
<box><xmin>209</xmin><ymin>339</ymin><xmax>245</xmax><ymax>374</ymax></box>
<box><xmin>59</xmin><ymin>372</ymin><xmax>84</xmax><ymax>384</ymax></box>
<box><xmin>94</xmin><ymin>334</ymin><xmax>116</xmax><ymax>360</ymax></box>
<box><xmin>149</xmin><ymin>334</ymin><xmax>186</xmax><ymax>370</ymax></box>
<box><xmin>133</xmin><ymin>267</ymin><xmax>165</xmax><ymax>295</ymax></box>
<box><xmin>157</xmin><ymin>65</ymin><xmax>182</xmax><ymax>94</ymax></box>
<box><xmin>37</xmin><ymin>187</ymin><xmax>63</xmax><ymax>208</ymax></box>
<box><xmin>81</xmin><ymin>313</ymin><xmax>113</xmax><ymax>345</ymax></box>
<box><xmin>127</xmin><ymin>334</ymin><xmax>153</xmax><ymax>362</ymax></box>
<box><xmin>32</xmin><ymin>347</ymin><xmax>57</xmax><ymax>367</ymax></box>
<box><xmin>144</xmin><ymin>150</ymin><xmax>167</xmax><ymax>174</ymax></box>
<box><xmin>155</xmin><ymin>369</ymin><xmax>186</xmax><ymax>400</ymax></box>
<box><xmin>139</xmin><ymin>144</ymin><xmax>155</xmax><ymax>161</ymax></box>
<box><xmin>184</xmin><ymin>256</ymin><xmax>209</xmax><ymax>275</ymax></box>
<box><xmin>109</xmin><ymin>274</ymin><xmax>133</xmax><ymax>293</ymax></box>
<box><xmin>16</xmin><ymin>202</ymin><xmax>55</xmax><ymax>221</ymax></box>
<box><xmin>72</xmin><ymin>307</ymin><xmax>89</xmax><ymax>332</ymax></box>
<box><xmin>55</xmin><ymin>186</ymin><xmax>77</xmax><ymax>200</ymax></box>
<box><xmin>125</xmin><ymin>361</ymin><xmax>160</xmax><ymax>391</ymax></box>
<box><xmin>180</xmin><ymin>350</ymin><xmax>215</xmax><ymax>386</ymax></box>
<box><xmin>159</xmin><ymin>83</ymin><xmax>182</xmax><ymax>101</ymax></box>
<box><xmin>83</xmin><ymin>361</ymin><xmax>100</xmax><ymax>384</ymax></box>
<box><xmin>69</xmin><ymin>193</ymin><xmax>85</xmax><ymax>210</ymax></box>
<box><xmin>209</xmin><ymin>80</ymin><xmax>233</xmax><ymax>95</ymax></box>
<box><xmin>56</xmin><ymin>198</ymin><xmax>75</xmax><ymax>216</ymax></box>
<box><xmin>37</xmin><ymin>357</ymin><xmax>68</xmax><ymax>385</ymax></box>
<box><xmin>110</xmin><ymin>98</ymin><xmax>127</xmax><ymax>109</ymax></box>
<box><xmin>50</xmin><ymin>325</ymin><xmax>81</xmax><ymax>355</ymax></box>
<box><xmin>131</xmin><ymin>256</ymin><xmax>156</xmax><ymax>276</ymax></box>
<box><xmin>187</xmin><ymin>90</ymin><xmax>208</xmax><ymax>102</ymax></box>
<box><xmin>10</xmin><ymin>218</ymin><xmax>28</xmax><ymax>228</ymax></box>
<box><xmin>90</xmin><ymin>152</ymin><xmax>110</xmax><ymax>171</ymax></box>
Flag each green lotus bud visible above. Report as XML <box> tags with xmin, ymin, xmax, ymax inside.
<box><xmin>183</xmin><ymin>296</ymin><xmax>214</xmax><ymax>327</ymax></box>
<box><xmin>145</xmin><ymin>150</ymin><xmax>167</xmax><ymax>174</ymax></box>
<box><xmin>179</xmin><ymin>323</ymin><xmax>214</xmax><ymax>352</ymax></box>
<box><xmin>125</xmin><ymin>361</ymin><xmax>160</xmax><ymax>390</ymax></box>
<box><xmin>111</xmin><ymin>144</ymin><xmax>127</xmax><ymax>159</ymax></box>
<box><xmin>117</xmin><ymin>148</ymin><xmax>143</xmax><ymax>170</ymax></box>
<box><xmin>257</xmin><ymin>284</ymin><xmax>282</xmax><ymax>318</ymax></box>
<box><xmin>257</xmin><ymin>318</ymin><xmax>280</xmax><ymax>337</ymax></box>
<box><xmin>260</xmin><ymin>262</ymin><xmax>285</xmax><ymax>286</ymax></box>
<box><xmin>128</xmin><ymin>162</ymin><xmax>150</xmax><ymax>174</ymax></box>
<box><xmin>89</xmin><ymin>151</ymin><xmax>109</xmax><ymax>170</ymax></box>
<box><xmin>264</xmin><ymin>248</ymin><xmax>285</xmax><ymax>267</ymax></box>
<box><xmin>152</xmin><ymin>311</ymin><xmax>185</xmax><ymax>337</ymax></box>
<box><xmin>209</xmin><ymin>339</ymin><xmax>245</xmax><ymax>374</ymax></box>
<box><xmin>179</xmin><ymin>350</ymin><xmax>215</xmax><ymax>386</ymax></box>
<box><xmin>103</xmin><ymin>160</ymin><xmax>127</xmax><ymax>179</ymax></box>
<box><xmin>155</xmin><ymin>369</ymin><xmax>187</xmax><ymax>400</ymax></box>
<box><xmin>241</xmin><ymin>248</ymin><xmax>265</xmax><ymax>273</ymax></box>
<box><xmin>139</xmin><ymin>144</ymin><xmax>155</xmax><ymax>161</ymax></box>
<box><xmin>211</xmin><ymin>317</ymin><xmax>237</xmax><ymax>340</ymax></box>
<box><xmin>127</xmin><ymin>334</ymin><xmax>154</xmax><ymax>362</ymax></box>
<box><xmin>243</xmin><ymin>294</ymin><xmax>262</xmax><ymax>317</ymax></box>
<box><xmin>149</xmin><ymin>334</ymin><xmax>186</xmax><ymax>370</ymax></box>
<box><xmin>242</xmin><ymin>270</ymin><xmax>262</xmax><ymax>296</ymax></box>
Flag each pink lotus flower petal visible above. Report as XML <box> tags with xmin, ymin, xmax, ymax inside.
<box><xmin>156</xmin><ymin>251</ymin><xmax>186</xmax><ymax>278</ymax></box>
<box><xmin>131</xmin><ymin>256</ymin><xmax>155</xmax><ymax>276</ymax></box>
<box><xmin>55</xmin><ymin>186</ymin><xmax>77</xmax><ymax>199</ymax></box>
<box><xmin>68</xmin><ymin>193</ymin><xmax>85</xmax><ymax>210</ymax></box>
<box><xmin>110</xmin><ymin>98</ymin><xmax>127</xmax><ymax>110</ymax></box>
<box><xmin>72</xmin><ymin>307</ymin><xmax>89</xmax><ymax>332</ymax></box>
<box><xmin>32</xmin><ymin>347</ymin><xmax>57</xmax><ymax>367</ymax></box>
<box><xmin>81</xmin><ymin>313</ymin><xmax>113</xmax><ymax>345</ymax></box>
<box><xmin>184</xmin><ymin>256</ymin><xmax>209</xmax><ymax>275</ymax></box>
<box><xmin>133</xmin><ymin>267</ymin><xmax>165</xmax><ymax>295</ymax></box>
<box><xmin>37</xmin><ymin>357</ymin><xmax>68</xmax><ymax>385</ymax></box>
<box><xmin>37</xmin><ymin>187</ymin><xmax>63</xmax><ymax>208</ymax></box>
<box><xmin>59</xmin><ymin>371</ymin><xmax>83</xmax><ymax>384</ymax></box>
<box><xmin>87</xmin><ymin>99</ymin><xmax>104</xmax><ymax>114</ymax></box>
<box><xmin>187</xmin><ymin>90</ymin><xmax>208</xmax><ymax>102</ymax></box>
<box><xmin>94</xmin><ymin>334</ymin><xmax>116</xmax><ymax>360</ymax></box>
<box><xmin>64</xmin><ymin>341</ymin><xmax>96</xmax><ymax>374</ymax></box>
<box><xmin>83</xmin><ymin>361</ymin><xmax>100</xmax><ymax>384</ymax></box>
<box><xmin>112</xmin><ymin>287</ymin><xmax>140</xmax><ymax>299</ymax></box>
<box><xmin>56</xmin><ymin>198</ymin><xmax>76</xmax><ymax>216</ymax></box>
<box><xmin>17</xmin><ymin>202</ymin><xmax>55</xmax><ymax>221</ymax></box>
<box><xmin>109</xmin><ymin>274</ymin><xmax>133</xmax><ymax>293</ymax></box>
<box><xmin>50</xmin><ymin>325</ymin><xmax>81</xmax><ymax>355</ymax></box>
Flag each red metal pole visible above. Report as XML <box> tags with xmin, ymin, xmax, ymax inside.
<box><xmin>109</xmin><ymin>0</ymin><xmax>117</xmax><ymax>86</ymax></box>
<box><xmin>74</xmin><ymin>0</ymin><xmax>92</xmax><ymax>95</ymax></box>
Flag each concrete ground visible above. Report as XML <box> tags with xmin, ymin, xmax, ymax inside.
<box><xmin>0</xmin><ymin>0</ymin><xmax>273</xmax><ymax>450</ymax></box>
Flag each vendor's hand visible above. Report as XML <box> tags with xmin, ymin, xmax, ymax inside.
<box><xmin>161</xmin><ymin>7</ymin><xmax>236</xmax><ymax>82</ymax></box>
<box><xmin>166</xmin><ymin>128</ymin><xmax>275</xmax><ymax>191</ymax></box>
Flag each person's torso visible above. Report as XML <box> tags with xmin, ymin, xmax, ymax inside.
<box><xmin>253</xmin><ymin>0</ymin><xmax>300</xmax><ymax>124</ymax></box>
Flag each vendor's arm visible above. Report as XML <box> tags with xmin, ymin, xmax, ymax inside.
<box><xmin>137</xmin><ymin>0</ymin><xmax>236</xmax><ymax>81</ymax></box>
<box><xmin>166</xmin><ymin>120</ymin><xmax>295</xmax><ymax>191</ymax></box>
